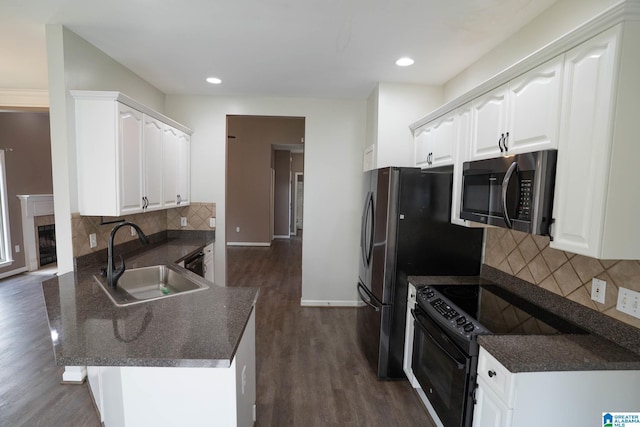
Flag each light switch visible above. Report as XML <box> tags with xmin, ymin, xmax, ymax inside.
<box><xmin>210</xmin><ymin>217</ymin><xmax>216</xmax><ymax>228</ymax></box>
<box><xmin>89</xmin><ymin>233</ymin><xmax>97</xmax><ymax>248</ymax></box>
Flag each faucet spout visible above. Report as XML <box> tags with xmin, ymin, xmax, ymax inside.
<box><xmin>107</xmin><ymin>221</ymin><xmax>149</xmax><ymax>288</ymax></box>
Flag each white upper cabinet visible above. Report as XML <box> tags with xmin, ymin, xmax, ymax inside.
<box><xmin>470</xmin><ymin>56</ymin><xmax>563</xmax><ymax>160</ymax></box>
<box><xmin>451</xmin><ymin>103</ymin><xmax>474</xmax><ymax>227</ymax></box>
<box><xmin>177</xmin><ymin>131</ymin><xmax>191</xmax><ymax>206</ymax></box>
<box><xmin>551</xmin><ymin>24</ymin><xmax>640</xmax><ymax>259</ymax></box>
<box><xmin>117</xmin><ymin>105</ymin><xmax>145</xmax><ymax>215</ymax></box>
<box><xmin>143</xmin><ymin>115</ymin><xmax>164</xmax><ymax>211</ymax></box>
<box><xmin>415</xmin><ymin>113</ymin><xmax>455</xmax><ymax>169</ymax></box>
<box><xmin>73</xmin><ymin>91</ymin><xmax>192</xmax><ymax>216</ymax></box>
<box><xmin>162</xmin><ymin>126</ymin><xmax>179</xmax><ymax>209</ymax></box>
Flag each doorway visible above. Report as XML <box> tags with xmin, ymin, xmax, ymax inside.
<box><xmin>293</xmin><ymin>172</ymin><xmax>303</xmax><ymax>234</ymax></box>
<box><xmin>225</xmin><ymin>115</ymin><xmax>305</xmax><ymax>246</ymax></box>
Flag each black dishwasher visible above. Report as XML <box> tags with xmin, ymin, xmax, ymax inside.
<box><xmin>184</xmin><ymin>251</ymin><xmax>205</xmax><ymax>277</ymax></box>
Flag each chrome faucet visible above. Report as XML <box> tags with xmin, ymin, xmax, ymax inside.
<box><xmin>107</xmin><ymin>221</ymin><xmax>149</xmax><ymax>288</ymax></box>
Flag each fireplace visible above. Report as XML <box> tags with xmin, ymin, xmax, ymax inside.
<box><xmin>37</xmin><ymin>224</ymin><xmax>57</xmax><ymax>266</ymax></box>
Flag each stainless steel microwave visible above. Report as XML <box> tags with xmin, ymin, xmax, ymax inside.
<box><xmin>460</xmin><ymin>150</ymin><xmax>557</xmax><ymax>236</ymax></box>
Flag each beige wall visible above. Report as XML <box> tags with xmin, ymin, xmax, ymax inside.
<box><xmin>0</xmin><ymin>112</ymin><xmax>53</xmax><ymax>275</ymax></box>
<box><xmin>484</xmin><ymin>228</ymin><xmax>640</xmax><ymax>331</ymax></box>
<box><xmin>226</xmin><ymin>115</ymin><xmax>304</xmax><ymax>245</ymax></box>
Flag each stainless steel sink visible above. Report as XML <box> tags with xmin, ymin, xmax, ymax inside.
<box><xmin>94</xmin><ymin>264</ymin><xmax>209</xmax><ymax>306</ymax></box>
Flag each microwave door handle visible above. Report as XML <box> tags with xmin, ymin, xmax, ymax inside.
<box><xmin>501</xmin><ymin>161</ymin><xmax>518</xmax><ymax>229</ymax></box>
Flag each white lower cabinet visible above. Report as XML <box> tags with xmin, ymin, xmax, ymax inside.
<box><xmin>88</xmin><ymin>309</ymin><xmax>256</xmax><ymax>427</ymax></box>
<box><xmin>204</xmin><ymin>243</ymin><xmax>214</xmax><ymax>283</ymax></box>
<box><xmin>472</xmin><ymin>347</ymin><xmax>640</xmax><ymax>427</ymax></box>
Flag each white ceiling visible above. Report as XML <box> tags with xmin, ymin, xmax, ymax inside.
<box><xmin>0</xmin><ymin>0</ymin><xmax>557</xmax><ymax>99</ymax></box>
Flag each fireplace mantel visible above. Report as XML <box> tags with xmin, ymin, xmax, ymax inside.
<box><xmin>17</xmin><ymin>194</ymin><xmax>54</xmax><ymax>271</ymax></box>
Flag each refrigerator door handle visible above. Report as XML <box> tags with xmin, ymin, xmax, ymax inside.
<box><xmin>361</xmin><ymin>192</ymin><xmax>374</xmax><ymax>267</ymax></box>
<box><xmin>357</xmin><ymin>282</ymin><xmax>380</xmax><ymax>312</ymax></box>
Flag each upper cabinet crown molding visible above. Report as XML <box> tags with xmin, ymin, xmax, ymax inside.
<box><xmin>70</xmin><ymin>90</ymin><xmax>192</xmax><ymax>135</ymax></box>
<box><xmin>409</xmin><ymin>0</ymin><xmax>640</xmax><ymax>131</ymax></box>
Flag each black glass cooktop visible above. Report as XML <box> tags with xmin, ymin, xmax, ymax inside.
<box><xmin>429</xmin><ymin>284</ymin><xmax>586</xmax><ymax>335</ymax></box>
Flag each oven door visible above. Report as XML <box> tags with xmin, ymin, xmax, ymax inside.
<box><xmin>411</xmin><ymin>307</ymin><xmax>473</xmax><ymax>427</ymax></box>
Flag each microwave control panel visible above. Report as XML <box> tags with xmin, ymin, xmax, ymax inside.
<box><xmin>516</xmin><ymin>175</ymin><xmax>533</xmax><ymax>220</ymax></box>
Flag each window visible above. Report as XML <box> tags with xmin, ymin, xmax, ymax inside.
<box><xmin>0</xmin><ymin>150</ymin><xmax>12</xmax><ymax>267</ymax></box>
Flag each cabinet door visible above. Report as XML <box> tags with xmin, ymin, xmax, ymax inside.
<box><xmin>118</xmin><ymin>104</ymin><xmax>144</xmax><ymax>214</ymax></box>
<box><xmin>451</xmin><ymin>104</ymin><xmax>472</xmax><ymax>226</ymax></box>
<box><xmin>471</xmin><ymin>85</ymin><xmax>509</xmax><ymax>160</ymax></box>
<box><xmin>414</xmin><ymin>125</ymin><xmax>431</xmax><ymax>168</ymax></box>
<box><xmin>430</xmin><ymin>114</ymin><xmax>455</xmax><ymax>167</ymax></box>
<box><xmin>507</xmin><ymin>56</ymin><xmax>563</xmax><ymax>154</ymax></box>
<box><xmin>143</xmin><ymin>115</ymin><xmax>164</xmax><ymax>210</ymax></box>
<box><xmin>177</xmin><ymin>131</ymin><xmax>190</xmax><ymax>206</ymax></box>
<box><xmin>550</xmin><ymin>27</ymin><xmax>619</xmax><ymax>256</ymax></box>
<box><xmin>163</xmin><ymin>126</ymin><xmax>179</xmax><ymax>208</ymax></box>
<box><xmin>472</xmin><ymin>380</ymin><xmax>513</xmax><ymax>427</ymax></box>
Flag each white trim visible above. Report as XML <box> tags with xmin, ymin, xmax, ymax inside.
<box><xmin>293</xmin><ymin>172</ymin><xmax>303</xmax><ymax>232</ymax></box>
<box><xmin>17</xmin><ymin>194</ymin><xmax>54</xmax><ymax>271</ymax></box>
<box><xmin>62</xmin><ymin>366</ymin><xmax>87</xmax><ymax>383</ymax></box>
<box><xmin>226</xmin><ymin>242</ymin><xmax>271</xmax><ymax>247</ymax></box>
<box><xmin>0</xmin><ymin>151</ymin><xmax>11</xmax><ymax>265</ymax></box>
<box><xmin>300</xmin><ymin>299</ymin><xmax>362</xmax><ymax>307</ymax></box>
<box><xmin>0</xmin><ymin>266</ymin><xmax>24</xmax><ymax>279</ymax></box>
<box><xmin>273</xmin><ymin>234</ymin><xmax>290</xmax><ymax>240</ymax></box>
<box><xmin>70</xmin><ymin>90</ymin><xmax>192</xmax><ymax>135</ymax></box>
<box><xmin>409</xmin><ymin>0</ymin><xmax>640</xmax><ymax>131</ymax></box>
<box><xmin>0</xmin><ymin>89</ymin><xmax>49</xmax><ymax>108</ymax></box>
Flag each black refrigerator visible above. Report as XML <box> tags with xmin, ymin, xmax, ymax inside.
<box><xmin>357</xmin><ymin>166</ymin><xmax>483</xmax><ymax>379</ymax></box>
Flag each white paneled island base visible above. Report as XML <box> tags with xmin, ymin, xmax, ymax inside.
<box><xmin>87</xmin><ymin>310</ymin><xmax>256</xmax><ymax>427</ymax></box>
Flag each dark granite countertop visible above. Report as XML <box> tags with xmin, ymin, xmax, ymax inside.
<box><xmin>408</xmin><ymin>272</ymin><xmax>640</xmax><ymax>373</ymax></box>
<box><xmin>42</xmin><ymin>232</ymin><xmax>259</xmax><ymax>368</ymax></box>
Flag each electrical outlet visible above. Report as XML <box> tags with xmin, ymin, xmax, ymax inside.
<box><xmin>209</xmin><ymin>217</ymin><xmax>216</xmax><ymax>228</ymax></box>
<box><xmin>89</xmin><ymin>233</ymin><xmax>97</xmax><ymax>248</ymax></box>
<box><xmin>617</xmin><ymin>287</ymin><xmax>640</xmax><ymax>319</ymax></box>
<box><xmin>130</xmin><ymin>226</ymin><xmax>137</xmax><ymax>236</ymax></box>
<box><xmin>236</xmin><ymin>226</ymin><xmax>240</xmax><ymax>233</ymax></box>
<box><xmin>180</xmin><ymin>217</ymin><xmax>187</xmax><ymax>227</ymax></box>
<box><xmin>591</xmin><ymin>278</ymin><xmax>606</xmax><ymax>304</ymax></box>
<box><xmin>14</xmin><ymin>245</ymin><xmax>20</xmax><ymax>253</ymax></box>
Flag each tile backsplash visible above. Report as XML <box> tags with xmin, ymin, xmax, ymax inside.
<box><xmin>72</xmin><ymin>203</ymin><xmax>216</xmax><ymax>257</ymax></box>
<box><xmin>484</xmin><ymin>227</ymin><xmax>640</xmax><ymax>330</ymax></box>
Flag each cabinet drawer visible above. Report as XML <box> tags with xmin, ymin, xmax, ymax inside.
<box><xmin>477</xmin><ymin>347</ymin><xmax>516</xmax><ymax>407</ymax></box>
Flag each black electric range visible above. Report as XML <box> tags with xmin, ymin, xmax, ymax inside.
<box><xmin>415</xmin><ymin>283</ymin><xmax>586</xmax><ymax>354</ymax></box>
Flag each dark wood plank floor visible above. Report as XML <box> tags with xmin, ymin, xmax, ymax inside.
<box><xmin>228</xmin><ymin>234</ymin><xmax>436</xmax><ymax>426</ymax></box>
<box><xmin>0</xmin><ymin>268</ymin><xmax>101</xmax><ymax>427</ymax></box>
<box><xmin>0</xmin><ymin>234</ymin><xmax>435</xmax><ymax>426</ymax></box>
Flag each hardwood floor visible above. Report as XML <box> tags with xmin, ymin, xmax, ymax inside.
<box><xmin>0</xmin><ymin>235</ymin><xmax>435</xmax><ymax>426</ymax></box>
<box><xmin>0</xmin><ymin>267</ymin><xmax>100</xmax><ymax>427</ymax></box>
<box><xmin>228</xmin><ymin>234</ymin><xmax>436</xmax><ymax>426</ymax></box>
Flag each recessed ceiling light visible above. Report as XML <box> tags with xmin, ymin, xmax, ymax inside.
<box><xmin>206</xmin><ymin>77</ymin><xmax>222</xmax><ymax>84</ymax></box>
<box><xmin>395</xmin><ymin>57</ymin><xmax>415</xmax><ymax>67</ymax></box>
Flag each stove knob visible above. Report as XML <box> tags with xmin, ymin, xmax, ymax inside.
<box><xmin>426</xmin><ymin>290</ymin><xmax>435</xmax><ymax>298</ymax></box>
<box><xmin>463</xmin><ymin>322</ymin><xmax>475</xmax><ymax>333</ymax></box>
<box><xmin>456</xmin><ymin>316</ymin><xmax>466</xmax><ymax>326</ymax></box>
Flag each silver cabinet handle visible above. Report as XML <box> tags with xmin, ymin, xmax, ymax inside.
<box><xmin>488</xmin><ymin>370</ymin><xmax>497</xmax><ymax>378</ymax></box>
<box><xmin>501</xmin><ymin>161</ymin><xmax>518</xmax><ymax>229</ymax></box>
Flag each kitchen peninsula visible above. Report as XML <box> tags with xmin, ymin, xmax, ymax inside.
<box><xmin>41</xmin><ymin>233</ymin><xmax>259</xmax><ymax>427</ymax></box>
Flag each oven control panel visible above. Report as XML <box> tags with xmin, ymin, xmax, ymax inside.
<box><xmin>416</xmin><ymin>286</ymin><xmax>489</xmax><ymax>342</ymax></box>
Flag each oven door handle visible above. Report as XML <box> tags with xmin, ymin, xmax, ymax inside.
<box><xmin>501</xmin><ymin>161</ymin><xmax>518</xmax><ymax>229</ymax></box>
<box><xmin>357</xmin><ymin>282</ymin><xmax>381</xmax><ymax>312</ymax></box>
<box><xmin>411</xmin><ymin>309</ymin><xmax>465</xmax><ymax>370</ymax></box>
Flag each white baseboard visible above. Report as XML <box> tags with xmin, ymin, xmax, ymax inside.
<box><xmin>226</xmin><ymin>242</ymin><xmax>271</xmax><ymax>247</ymax></box>
<box><xmin>300</xmin><ymin>299</ymin><xmax>362</xmax><ymax>307</ymax></box>
<box><xmin>0</xmin><ymin>266</ymin><xmax>28</xmax><ymax>279</ymax></box>
<box><xmin>273</xmin><ymin>235</ymin><xmax>290</xmax><ymax>239</ymax></box>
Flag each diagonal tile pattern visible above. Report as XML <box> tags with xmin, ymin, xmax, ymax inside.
<box><xmin>71</xmin><ymin>203</ymin><xmax>216</xmax><ymax>257</ymax></box>
<box><xmin>484</xmin><ymin>228</ymin><xmax>640</xmax><ymax>330</ymax></box>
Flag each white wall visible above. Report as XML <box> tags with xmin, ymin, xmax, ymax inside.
<box><xmin>371</xmin><ymin>83</ymin><xmax>443</xmax><ymax>168</ymax></box>
<box><xmin>444</xmin><ymin>0</ymin><xmax>619</xmax><ymax>101</ymax></box>
<box><xmin>46</xmin><ymin>25</ymin><xmax>166</xmax><ymax>273</ymax></box>
<box><xmin>165</xmin><ymin>95</ymin><xmax>366</xmax><ymax>304</ymax></box>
